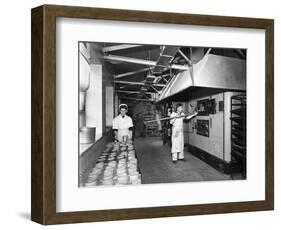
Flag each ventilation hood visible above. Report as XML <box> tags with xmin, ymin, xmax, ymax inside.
<box><xmin>157</xmin><ymin>53</ymin><xmax>246</xmax><ymax>102</ymax></box>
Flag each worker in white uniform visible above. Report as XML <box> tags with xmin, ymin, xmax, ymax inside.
<box><xmin>170</xmin><ymin>103</ymin><xmax>196</xmax><ymax>163</ymax></box>
<box><xmin>112</xmin><ymin>104</ymin><xmax>134</xmax><ymax>142</ymax></box>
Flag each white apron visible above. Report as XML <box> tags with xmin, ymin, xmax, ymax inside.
<box><xmin>170</xmin><ymin>112</ymin><xmax>184</xmax><ymax>154</ymax></box>
<box><xmin>117</xmin><ymin>128</ymin><xmax>130</xmax><ymax>142</ymax></box>
<box><xmin>113</xmin><ymin>114</ymin><xmax>133</xmax><ymax>142</ymax></box>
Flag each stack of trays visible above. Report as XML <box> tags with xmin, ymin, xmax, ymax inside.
<box><xmin>83</xmin><ymin>141</ymin><xmax>141</xmax><ymax>187</ymax></box>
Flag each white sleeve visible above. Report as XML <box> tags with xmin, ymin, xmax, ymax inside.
<box><xmin>170</xmin><ymin>113</ymin><xmax>177</xmax><ymax>125</ymax></box>
<box><xmin>112</xmin><ymin>117</ymin><xmax>118</xmax><ymax>129</ymax></box>
<box><xmin>185</xmin><ymin>113</ymin><xmax>196</xmax><ymax>120</ymax></box>
<box><xmin>128</xmin><ymin>117</ymin><xmax>133</xmax><ymax>128</ymax></box>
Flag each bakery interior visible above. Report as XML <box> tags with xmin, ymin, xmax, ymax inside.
<box><xmin>78</xmin><ymin>42</ymin><xmax>246</xmax><ymax>187</ymax></box>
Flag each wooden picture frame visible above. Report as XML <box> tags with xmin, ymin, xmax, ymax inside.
<box><xmin>31</xmin><ymin>4</ymin><xmax>274</xmax><ymax>225</ymax></box>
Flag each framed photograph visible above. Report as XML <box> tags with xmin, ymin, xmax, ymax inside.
<box><xmin>31</xmin><ymin>4</ymin><xmax>274</xmax><ymax>225</ymax></box>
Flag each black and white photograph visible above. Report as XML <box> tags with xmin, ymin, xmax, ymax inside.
<box><xmin>78</xmin><ymin>42</ymin><xmax>247</xmax><ymax>187</ymax></box>
<box><xmin>28</xmin><ymin>2</ymin><xmax>274</xmax><ymax>225</ymax></box>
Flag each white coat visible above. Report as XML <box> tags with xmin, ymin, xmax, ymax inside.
<box><xmin>170</xmin><ymin>112</ymin><xmax>184</xmax><ymax>154</ymax></box>
<box><xmin>113</xmin><ymin>114</ymin><xmax>133</xmax><ymax>142</ymax></box>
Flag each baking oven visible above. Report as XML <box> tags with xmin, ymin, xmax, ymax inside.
<box><xmin>196</xmin><ymin>119</ymin><xmax>210</xmax><ymax>137</ymax></box>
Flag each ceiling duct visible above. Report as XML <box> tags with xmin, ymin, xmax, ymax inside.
<box><xmin>157</xmin><ymin>53</ymin><xmax>246</xmax><ymax>102</ymax></box>
<box><xmin>190</xmin><ymin>47</ymin><xmax>206</xmax><ymax>64</ymax></box>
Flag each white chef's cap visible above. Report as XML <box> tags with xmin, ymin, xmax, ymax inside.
<box><xmin>119</xmin><ymin>104</ymin><xmax>128</xmax><ymax>110</ymax></box>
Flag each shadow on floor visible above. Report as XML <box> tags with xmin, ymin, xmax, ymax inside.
<box><xmin>17</xmin><ymin>212</ymin><xmax>31</xmax><ymax>220</ymax></box>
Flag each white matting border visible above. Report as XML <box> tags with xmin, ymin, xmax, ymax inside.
<box><xmin>56</xmin><ymin>17</ymin><xmax>265</xmax><ymax>212</ymax></box>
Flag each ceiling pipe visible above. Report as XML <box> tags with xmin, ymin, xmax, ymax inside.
<box><xmin>104</xmin><ymin>54</ymin><xmax>189</xmax><ymax>71</ymax></box>
<box><xmin>103</xmin><ymin>44</ymin><xmax>143</xmax><ymax>52</ymax></box>
<box><xmin>114</xmin><ymin>67</ymin><xmax>152</xmax><ymax>79</ymax></box>
<box><xmin>120</xmin><ymin>97</ymin><xmax>153</xmax><ymax>102</ymax></box>
<box><xmin>115</xmin><ymin>90</ymin><xmax>155</xmax><ymax>95</ymax></box>
<box><xmin>114</xmin><ymin>80</ymin><xmax>166</xmax><ymax>87</ymax></box>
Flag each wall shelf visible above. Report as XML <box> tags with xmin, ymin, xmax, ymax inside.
<box><xmin>230</xmin><ymin>94</ymin><xmax>246</xmax><ymax>178</ymax></box>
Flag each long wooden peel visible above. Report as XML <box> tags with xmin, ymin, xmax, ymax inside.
<box><xmin>144</xmin><ymin>111</ymin><xmax>198</xmax><ymax>124</ymax></box>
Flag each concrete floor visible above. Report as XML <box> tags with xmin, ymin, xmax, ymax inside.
<box><xmin>134</xmin><ymin>137</ymin><xmax>230</xmax><ymax>184</ymax></box>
